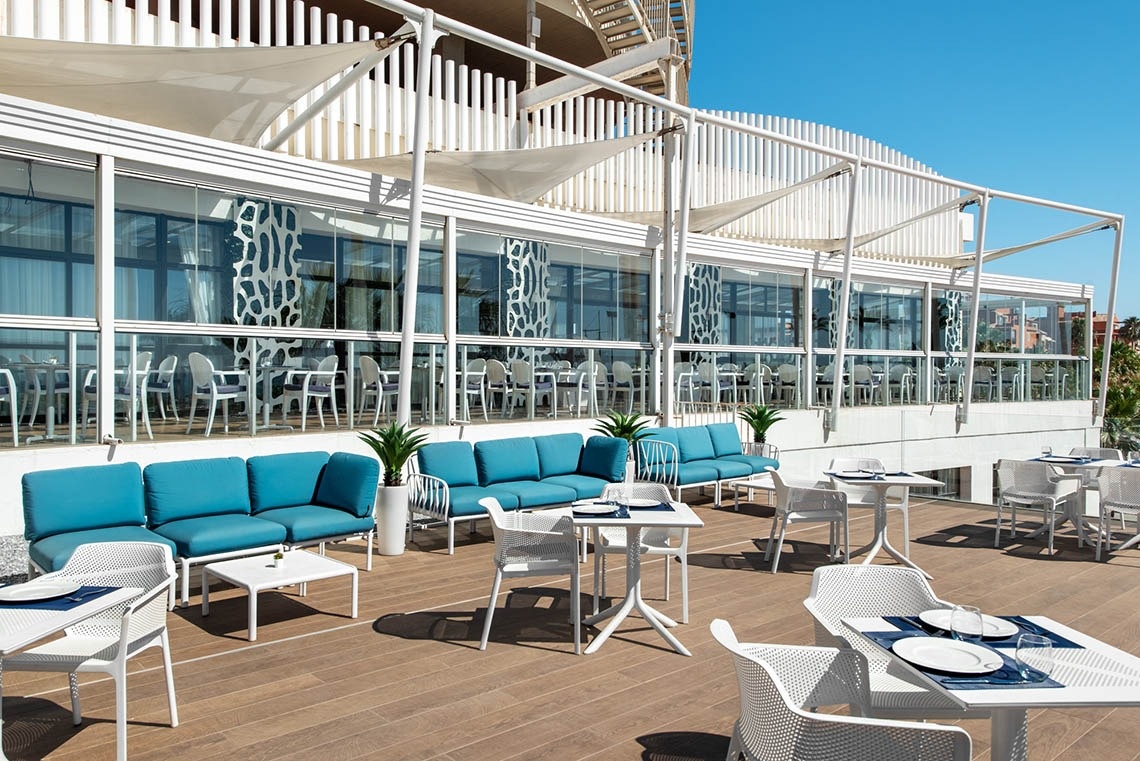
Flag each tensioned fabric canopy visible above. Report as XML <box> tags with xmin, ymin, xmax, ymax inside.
<box><xmin>0</xmin><ymin>36</ymin><xmax>381</xmax><ymax>145</ymax></box>
<box><xmin>333</xmin><ymin>131</ymin><xmax>663</xmax><ymax>204</ymax></box>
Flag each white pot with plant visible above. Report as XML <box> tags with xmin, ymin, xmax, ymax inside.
<box><xmin>359</xmin><ymin>422</ymin><xmax>428</xmax><ymax>556</ymax></box>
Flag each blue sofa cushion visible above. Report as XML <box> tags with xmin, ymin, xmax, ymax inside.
<box><xmin>448</xmin><ymin>485</ymin><xmax>520</xmax><ymax>517</ymax></box>
<box><xmin>534</xmin><ymin>433</ymin><xmax>585</xmax><ymax>478</ymax></box>
<box><xmin>418</xmin><ymin>442</ymin><xmax>478</xmax><ymax>487</ymax></box>
<box><xmin>720</xmin><ymin>454</ymin><xmax>781</xmax><ymax>474</ymax></box>
<box><xmin>29</xmin><ymin>528</ymin><xmax>177</xmax><ymax>573</ymax></box>
<box><xmin>706</xmin><ymin>423</ymin><xmax>745</xmax><ymax>457</ymax></box>
<box><xmin>641</xmin><ymin>462</ymin><xmax>720</xmax><ymax>486</ymax></box>
<box><xmin>578</xmin><ymin>436</ymin><xmax>628</xmax><ymax>481</ymax></box>
<box><xmin>151</xmin><ymin>514</ymin><xmax>285</xmax><ymax>557</ymax></box>
<box><xmin>22</xmin><ymin>463</ymin><xmax>147</xmax><ymax>542</ymax></box>
<box><xmin>144</xmin><ymin>458</ymin><xmax>251</xmax><ymax>527</ymax></box>
<box><xmin>492</xmin><ymin>481</ymin><xmax>578</xmax><ymax>509</ymax></box>
<box><xmin>688</xmin><ymin>458</ymin><xmax>752</xmax><ymax>479</ymax></box>
<box><xmin>639</xmin><ymin>427</ymin><xmax>679</xmax><ymax>466</ymax></box>
<box><xmin>255</xmin><ymin>506</ymin><xmax>376</xmax><ymax>544</ymax></box>
<box><xmin>247</xmin><ymin>452</ymin><xmax>327</xmax><ymax>512</ymax></box>
<box><xmin>315</xmin><ymin>453</ymin><xmax>380</xmax><ymax>518</ymax></box>
<box><xmin>541</xmin><ymin>474</ymin><xmax>609</xmax><ymax>500</ymax></box>
<box><xmin>474</xmin><ymin>438</ymin><xmax>540</xmax><ymax>485</ymax></box>
<box><xmin>676</xmin><ymin>426</ymin><xmax>717</xmax><ymax>463</ymax></box>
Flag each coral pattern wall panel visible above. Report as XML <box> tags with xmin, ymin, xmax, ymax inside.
<box><xmin>688</xmin><ymin>263</ymin><xmax>721</xmax><ymax>363</ymax></box>
<box><xmin>231</xmin><ymin>198</ymin><xmax>303</xmax><ymax>366</ymax></box>
<box><xmin>503</xmin><ymin>236</ymin><xmax>552</xmax><ymax>364</ymax></box>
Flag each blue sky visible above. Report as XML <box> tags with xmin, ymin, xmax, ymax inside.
<box><xmin>687</xmin><ymin>1</ymin><xmax>1137</xmax><ymax>317</ymax></box>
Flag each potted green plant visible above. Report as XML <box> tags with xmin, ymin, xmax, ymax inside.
<box><xmin>358</xmin><ymin>421</ymin><xmax>429</xmax><ymax>555</ymax></box>
<box><xmin>739</xmin><ymin>403</ymin><xmax>785</xmax><ymax>444</ymax></box>
<box><xmin>593</xmin><ymin>410</ymin><xmax>651</xmax><ymax>482</ymax></box>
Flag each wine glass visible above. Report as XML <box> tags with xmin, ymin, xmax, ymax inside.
<box><xmin>1041</xmin><ymin>445</ymin><xmax>1052</xmax><ymax>458</ymax></box>
<box><xmin>871</xmin><ymin>463</ymin><xmax>886</xmax><ymax>480</ymax></box>
<box><xmin>950</xmin><ymin>604</ymin><xmax>983</xmax><ymax>641</ymax></box>
<box><xmin>1129</xmin><ymin>451</ymin><xmax>1140</xmax><ymax>466</ymax></box>
<box><xmin>1015</xmin><ymin>634</ymin><xmax>1053</xmax><ymax>681</ymax></box>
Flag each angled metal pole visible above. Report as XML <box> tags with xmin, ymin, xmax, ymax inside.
<box><xmin>673</xmin><ymin>113</ymin><xmax>698</xmax><ymax>337</ymax></box>
<box><xmin>827</xmin><ymin>160</ymin><xmax>861</xmax><ymax>433</ymax></box>
<box><xmin>958</xmin><ymin>193</ymin><xmax>990</xmax><ymax>425</ymax></box>
<box><xmin>1097</xmin><ymin>221</ymin><xmax>1125</xmax><ymax>422</ymax></box>
<box><xmin>396</xmin><ymin>10</ymin><xmax>440</xmax><ymax>425</ymax></box>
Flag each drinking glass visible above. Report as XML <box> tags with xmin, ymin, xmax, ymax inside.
<box><xmin>1015</xmin><ymin>634</ymin><xmax>1053</xmax><ymax>681</ymax></box>
<box><xmin>950</xmin><ymin>604</ymin><xmax>983</xmax><ymax>641</ymax></box>
<box><xmin>1129</xmin><ymin>451</ymin><xmax>1140</xmax><ymax>466</ymax></box>
<box><xmin>871</xmin><ymin>464</ymin><xmax>886</xmax><ymax>480</ymax></box>
<box><xmin>1041</xmin><ymin>445</ymin><xmax>1052</xmax><ymax>458</ymax></box>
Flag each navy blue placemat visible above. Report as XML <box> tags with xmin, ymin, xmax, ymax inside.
<box><xmin>572</xmin><ymin>505</ymin><xmax>629</xmax><ymax>519</ymax></box>
<box><xmin>884</xmin><ymin>615</ymin><xmax>1082</xmax><ymax>649</ymax></box>
<box><xmin>0</xmin><ymin>585</ymin><xmax>119</xmax><ymax>612</ymax></box>
<box><xmin>626</xmin><ymin>501</ymin><xmax>675</xmax><ymax>512</ymax></box>
<box><xmin>864</xmin><ymin>628</ymin><xmax>1062</xmax><ymax>689</ymax></box>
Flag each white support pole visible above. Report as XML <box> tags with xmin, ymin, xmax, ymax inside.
<box><xmin>959</xmin><ymin>193</ymin><xmax>990</xmax><ymax>425</ymax></box>
<box><xmin>95</xmin><ymin>155</ymin><xmax>116</xmax><ymax>443</ymax></box>
<box><xmin>672</xmin><ymin>113</ymin><xmax>698</xmax><ymax>337</ymax></box>
<box><xmin>443</xmin><ymin>215</ymin><xmax>458</xmax><ymax>423</ymax></box>
<box><xmin>1097</xmin><ymin>222</ymin><xmax>1125</xmax><ymax>422</ymax></box>
<box><xmin>827</xmin><ymin>160</ymin><xmax>861</xmax><ymax>433</ymax></box>
<box><xmin>396</xmin><ymin>10</ymin><xmax>439</xmax><ymax>425</ymax></box>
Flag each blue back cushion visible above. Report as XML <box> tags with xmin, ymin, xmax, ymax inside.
<box><xmin>418</xmin><ymin>442</ymin><xmax>478</xmax><ymax>487</ymax></box>
<box><xmin>316</xmin><ymin>453</ymin><xmax>381</xmax><ymax>518</ymax></box>
<box><xmin>676</xmin><ymin>426</ymin><xmax>716</xmax><ymax>462</ymax></box>
<box><xmin>578</xmin><ymin>436</ymin><xmax>628</xmax><ymax>481</ymax></box>
<box><xmin>144</xmin><ymin>457</ymin><xmax>251</xmax><ymax>527</ymax></box>
<box><xmin>23</xmin><ymin>462</ymin><xmax>146</xmax><ymax>542</ymax></box>
<box><xmin>475</xmin><ymin>437</ymin><xmax>540</xmax><ymax>485</ymax></box>
<box><xmin>639</xmin><ymin>427</ymin><xmax>678</xmax><ymax>465</ymax></box>
<box><xmin>534</xmin><ymin>433</ymin><xmax>584</xmax><ymax>478</ymax></box>
<box><xmin>706</xmin><ymin>423</ymin><xmax>744</xmax><ymax>457</ymax></box>
<box><xmin>247</xmin><ymin>452</ymin><xmax>328</xmax><ymax>512</ymax></box>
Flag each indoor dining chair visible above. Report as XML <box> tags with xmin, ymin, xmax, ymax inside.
<box><xmin>185</xmin><ymin>352</ymin><xmax>248</xmax><ymax>436</ymax></box>
<box><xmin>282</xmin><ymin>354</ymin><xmax>339</xmax><ymax>431</ymax></box>
<box><xmin>0</xmin><ymin>367</ymin><xmax>17</xmax><ymax>446</ymax></box>
<box><xmin>146</xmin><ymin>354</ymin><xmax>179</xmax><ymax>422</ymax></box>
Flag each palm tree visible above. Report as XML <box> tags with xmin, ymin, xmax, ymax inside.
<box><xmin>1119</xmin><ymin>316</ymin><xmax>1140</xmax><ymax>345</ymax></box>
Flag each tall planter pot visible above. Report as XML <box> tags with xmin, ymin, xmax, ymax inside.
<box><xmin>377</xmin><ymin>485</ymin><xmax>409</xmax><ymax>556</ymax></box>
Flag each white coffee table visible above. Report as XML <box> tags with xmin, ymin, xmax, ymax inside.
<box><xmin>201</xmin><ymin>550</ymin><xmax>358</xmax><ymax>641</ymax></box>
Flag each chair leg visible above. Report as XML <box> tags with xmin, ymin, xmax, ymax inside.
<box><xmin>900</xmin><ymin>506</ymin><xmax>910</xmax><ymax>559</ymax></box>
<box><xmin>114</xmin><ymin>664</ymin><xmax>127</xmax><ymax>761</ymax></box>
<box><xmin>571</xmin><ymin>568</ymin><xmax>581</xmax><ymax>655</ymax></box>
<box><xmin>68</xmin><ymin>671</ymin><xmax>81</xmax><ymax>725</ymax></box>
<box><xmin>479</xmin><ymin>570</ymin><xmax>503</xmax><ymax>650</ymax></box>
<box><xmin>679</xmin><ymin>551</ymin><xmax>689</xmax><ymax>624</ymax></box>
<box><xmin>662</xmin><ymin>550</ymin><xmax>671</xmax><ymax>601</ymax></box>
<box><xmin>161</xmin><ymin>630</ymin><xmax>179</xmax><ymax>726</ymax></box>
<box><xmin>769</xmin><ymin>519</ymin><xmax>788</xmax><ymax>573</ymax></box>
<box><xmin>593</xmin><ymin>543</ymin><xmax>603</xmax><ymax>615</ymax></box>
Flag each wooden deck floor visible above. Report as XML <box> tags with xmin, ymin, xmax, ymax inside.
<box><xmin>7</xmin><ymin>493</ymin><xmax>1140</xmax><ymax>761</ymax></box>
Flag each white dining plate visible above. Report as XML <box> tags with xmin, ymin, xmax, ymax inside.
<box><xmin>572</xmin><ymin>504</ymin><xmax>620</xmax><ymax>515</ymax></box>
<box><xmin>572</xmin><ymin>499</ymin><xmax>604</xmax><ymax>507</ymax></box>
<box><xmin>831</xmin><ymin>470</ymin><xmax>876</xmax><ymax>479</ymax></box>
<box><xmin>621</xmin><ymin>498</ymin><xmax>659</xmax><ymax>508</ymax></box>
<box><xmin>918</xmin><ymin>609</ymin><xmax>1019</xmax><ymax>638</ymax></box>
<box><xmin>891</xmin><ymin>636</ymin><xmax>1003</xmax><ymax>675</ymax></box>
<box><xmin>0</xmin><ymin>580</ymin><xmax>81</xmax><ymax>602</ymax></box>
<box><xmin>1041</xmin><ymin>455</ymin><xmax>1080</xmax><ymax>463</ymax></box>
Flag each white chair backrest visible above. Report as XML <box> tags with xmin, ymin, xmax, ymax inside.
<box><xmin>466</xmin><ymin>358</ymin><xmax>486</xmax><ymax>372</ymax></box>
<box><xmin>510</xmin><ymin>359</ymin><xmax>533</xmax><ymax>384</ymax></box>
<box><xmin>674</xmin><ymin>361</ymin><xmax>693</xmax><ymax>378</ymax></box>
<box><xmin>611</xmin><ymin>360</ymin><xmax>633</xmax><ymax>384</ymax></box>
<box><xmin>1070</xmin><ymin>447</ymin><xmax>1122</xmax><ymax>460</ymax></box>
<box><xmin>807</xmin><ymin>565</ymin><xmax>945</xmax><ymax>622</ymax></box>
<box><xmin>187</xmin><ymin>352</ymin><xmax>213</xmax><ymax>389</ymax></box>
<box><xmin>1098</xmin><ymin>467</ymin><xmax>1140</xmax><ymax>507</ymax></box>
<box><xmin>154</xmin><ymin>354</ymin><xmax>177</xmax><ymax>381</ymax></box>
<box><xmin>853</xmin><ymin>365</ymin><xmax>874</xmax><ymax>383</ymax></box>
<box><xmin>359</xmin><ymin>355</ymin><xmax>382</xmax><ymax>386</ymax></box>
<box><xmin>997</xmin><ymin>459</ymin><xmax>1069</xmax><ymax>497</ymax></box>
<box><xmin>889</xmin><ymin>364</ymin><xmax>909</xmax><ymax>382</ymax></box>
<box><xmin>316</xmin><ymin>354</ymin><xmax>338</xmax><ymax>373</ymax></box>
<box><xmin>697</xmin><ymin>362</ymin><xmax>717</xmax><ymax>383</ymax></box>
<box><xmin>485</xmin><ymin>359</ymin><xmax>508</xmax><ymax>385</ymax></box>
<box><xmin>974</xmin><ymin>365</ymin><xmax>995</xmax><ymax>382</ymax></box>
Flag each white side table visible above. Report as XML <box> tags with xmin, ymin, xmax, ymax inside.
<box><xmin>201</xmin><ymin>550</ymin><xmax>358</xmax><ymax>641</ymax></box>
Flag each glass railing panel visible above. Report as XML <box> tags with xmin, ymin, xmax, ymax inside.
<box><xmin>0</xmin><ymin>327</ymin><xmax>96</xmax><ymax>448</ymax></box>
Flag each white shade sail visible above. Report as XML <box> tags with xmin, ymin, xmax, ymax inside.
<box><xmin>334</xmin><ymin>131</ymin><xmax>662</xmax><ymax>204</ymax></box>
<box><xmin>0</xmin><ymin>36</ymin><xmax>381</xmax><ymax>145</ymax></box>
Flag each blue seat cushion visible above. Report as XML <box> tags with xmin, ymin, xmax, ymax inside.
<box><xmin>23</xmin><ymin>462</ymin><xmax>146</xmax><ymax>542</ymax></box>
<box><xmin>720</xmin><ymin>454</ymin><xmax>781</xmax><ymax>474</ymax></box>
<box><xmin>706</xmin><ymin>423</ymin><xmax>745</xmax><ymax>457</ymax></box>
<box><xmin>29</xmin><ymin>527</ymin><xmax>177</xmax><ymax>573</ymax></box>
<box><xmin>315</xmin><ymin>453</ymin><xmax>380</xmax><ymax>518</ymax></box>
<box><xmin>418</xmin><ymin>442</ymin><xmax>478</xmax><ymax>487</ymax></box>
<box><xmin>578</xmin><ymin>436</ymin><xmax>628</xmax><ymax>481</ymax></box>
<box><xmin>640</xmin><ymin>462</ymin><xmax>720</xmax><ymax>486</ymax></box>
<box><xmin>534</xmin><ymin>433</ymin><xmax>585</xmax><ymax>478</ymax></box>
<box><xmin>638</xmin><ymin>427</ymin><xmax>679</xmax><ymax>466</ymax></box>
<box><xmin>448</xmin><ymin>485</ymin><xmax>520</xmax><ymax>517</ymax></box>
<box><xmin>676</xmin><ymin>426</ymin><xmax>717</xmax><ymax>463</ymax></box>
<box><xmin>541</xmin><ymin>474</ymin><xmax>609</xmax><ymax>500</ymax></box>
<box><xmin>492</xmin><ymin>480</ymin><xmax>578</xmax><ymax>509</ymax></box>
<box><xmin>474</xmin><ymin>438</ymin><xmax>541</xmax><ymax>485</ymax></box>
<box><xmin>255</xmin><ymin>506</ymin><xmax>376</xmax><ymax>544</ymax></box>
<box><xmin>152</xmin><ymin>514</ymin><xmax>286</xmax><ymax>558</ymax></box>
<box><xmin>144</xmin><ymin>457</ymin><xmax>251</xmax><ymax>527</ymax></box>
<box><xmin>247</xmin><ymin>452</ymin><xmax>328</xmax><ymax>512</ymax></box>
<box><xmin>688</xmin><ymin>458</ymin><xmax>752</xmax><ymax>479</ymax></box>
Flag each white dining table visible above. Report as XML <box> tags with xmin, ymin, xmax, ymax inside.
<box><xmin>843</xmin><ymin>614</ymin><xmax>1140</xmax><ymax>761</ymax></box>
<box><xmin>550</xmin><ymin>501</ymin><xmax>703</xmax><ymax>655</ymax></box>
<box><xmin>828</xmin><ymin>471</ymin><xmax>942</xmax><ymax>578</ymax></box>
<box><xmin>0</xmin><ymin>586</ymin><xmax>140</xmax><ymax>760</ymax></box>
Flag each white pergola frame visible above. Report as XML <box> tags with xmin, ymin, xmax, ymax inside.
<box><xmin>363</xmin><ymin>0</ymin><xmax>1124</xmax><ymax>430</ymax></box>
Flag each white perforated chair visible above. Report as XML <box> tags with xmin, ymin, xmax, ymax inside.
<box><xmin>477</xmin><ymin>497</ymin><xmax>581</xmax><ymax>653</ymax></box>
<box><xmin>4</xmin><ymin>542</ymin><xmax>178</xmax><ymax>761</ymax></box>
<box><xmin>803</xmin><ymin>565</ymin><xmax>989</xmax><ymax>720</ymax></box>
<box><xmin>1093</xmin><ymin>466</ymin><xmax>1140</xmax><ymax>561</ymax></box>
<box><xmin>766</xmin><ymin>468</ymin><xmax>848</xmax><ymax>573</ymax></box>
<box><xmin>995</xmin><ymin>459</ymin><xmax>1082</xmax><ymax>553</ymax></box>
<box><xmin>146</xmin><ymin>354</ymin><xmax>179</xmax><ymax>422</ymax></box>
<box><xmin>592</xmin><ymin>482</ymin><xmax>689</xmax><ymax>622</ymax></box>
<box><xmin>711</xmin><ymin>618</ymin><xmax>972</xmax><ymax>761</ymax></box>
<box><xmin>185</xmin><ymin>352</ymin><xmax>248</xmax><ymax>436</ymax></box>
<box><xmin>828</xmin><ymin>457</ymin><xmax>912</xmax><ymax>557</ymax></box>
